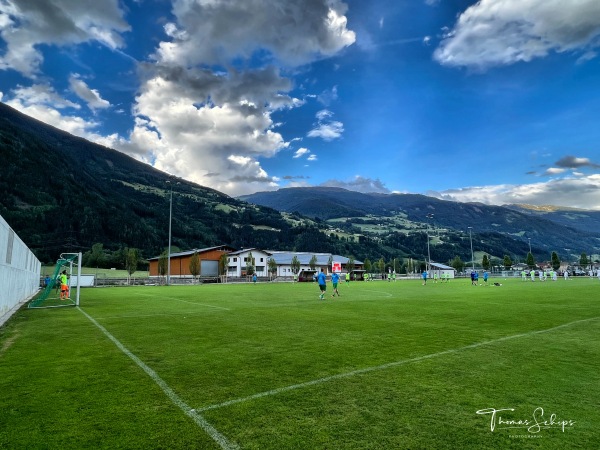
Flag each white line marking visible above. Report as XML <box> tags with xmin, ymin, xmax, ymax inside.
<box><xmin>360</xmin><ymin>289</ymin><xmax>394</xmax><ymax>298</ymax></box>
<box><xmin>198</xmin><ymin>316</ymin><xmax>600</xmax><ymax>413</ymax></box>
<box><xmin>78</xmin><ymin>307</ymin><xmax>238</xmax><ymax>450</ymax></box>
<box><xmin>134</xmin><ymin>292</ymin><xmax>230</xmax><ymax>310</ymax></box>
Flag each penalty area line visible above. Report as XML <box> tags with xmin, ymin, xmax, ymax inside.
<box><xmin>198</xmin><ymin>316</ymin><xmax>600</xmax><ymax>413</ymax></box>
<box><xmin>78</xmin><ymin>307</ymin><xmax>238</xmax><ymax>450</ymax></box>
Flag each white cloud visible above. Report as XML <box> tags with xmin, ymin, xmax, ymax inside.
<box><xmin>307</xmin><ymin>154</ymin><xmax>318</xmax><ymax>161</ymax></box>
<box><xmin>69</xmin><ymin>75</ymin><xmax>110</xmax><ymax>111</ymax></box>
<box><xmin>555</xmin><ymin>155</ymin><xmax>600</xmax><ymax>169</ymax></box>
<box><xmin>0</xmin><ymin>0</ymin><xmax>129</xmax><ymax>77</ymax></box>
<box><xmin>294</xmin><ymin>148</ymin><xmax>310</xmax><ymax>158</ymax></box>
<box><xmin>543</xmin><ymin>167</ymin><xmax>566</xmax><ymax>175</ymax></box>
<box><xmin>0</xmin><ymin>0</ymin><xmax>356</xmax><ymax>197</ymax></box>
<box><xmin>434</xmin><ymin>0</ymin><xmax>600</xmax><ymax>68</ymax></box>
<box><xmin>321</xmin><ymin>176</ymin><xmax>391</xmax><ymax>194</ymax></box>
<box><xmin>317</xmin><ymin>86</ymin><xmax>338</xmax><ymax>106</ymax></box>
<box><xmin>308</xmin><ymin>121</ymin><xmax>344</xmax><ymax>140</ymax></box>
<box><xmin>308</xmin><ymin>109</ymin><xmax>344</xmax><ymax>141</ymax></box>
<box><xmin>3</xmin><ymin>85</ymin><xmax>106</xmax><ymax>138</ymax></box>
<box><xmin>120</xmin><ymin>0</ymin><xmax>356</xmax><ymax>196</ymax></box>
<box><xmin>157</xmin><ymin>0</ymin><xmax>355</xmax><ymax>68</ymax></box>
<box><xmin>427</xmin><ymin>175</ymin><xmax>600</xmax><ymax>210</ymax></box>
<box><xmin>316</xmin><ymin>109</ymin><xmax>334</xmax><ymax>121</ymax></box>
<box><xmin>112</xmin><ymin>74</ymin><xmax>290</xmax><ymax>196</ymax></box>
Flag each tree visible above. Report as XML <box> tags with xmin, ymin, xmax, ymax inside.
<box><xmin>579</xmin><ymin>252</ymin><xmax>588</xmax><ymax>268</ymax></box>
<box><xmin>246</xmin><ymin>251</ymin><xmax>255</xmax><ymax>276</ymax></box>
<box><xmin>309</xmin><ymin>255</ymin><xmax>317</xmax><ymax>271</ymax></box>
<box><xmin>291</xmin><ymin>255</ymin><xmax>301</xmax><ymax>275</ymax></box>
<box><xmin>450</xmin><ymin>255</ymin><xmax>464</xmax><ymax>273</ymax></box>
<box><xmin>346</xmin><ymin>257</ymin><xmax>355</xmax><ymax>275</ymax></box>
<box><xmin>503</xmin><ymin>254</ymin><xmax>512</xmax><ymax>270</ymax></box>
<box><xmin>526</xmin><ymin>252</ymin><xmax>535</xmax><ymax>269</ymax></box>
<box><xmin>83</xmin><ymin>242</ymin><xmax>106</xmax><ymax>268</ymax></box>
<box><xmin>158</xmin><ymin>251</ymin><xmax>168</xmax><ymax>283</ymax></box>
<box><xmin>268</xmin><ymin>257</ymin><xmax>278</xmax><ymax>280</ymax></box>
<box><xmin>219</xmin><ymin>254</ymin><xmax>228</xmax><ymax>281</ymax></box>
<box><xmin>551</xmin><ymin>251</ymin><xmax>561</xmax><ymax>271</ymax></box>
<box><xmin>378</xmin><ymin>257</ymin><xmax>385</xmax><ymax>274</ymax></box>
<box><xmin>364</xmin><ymin>258</ymin><xmax>372</xmax><ymax>273</ymax></box>
<box><xmin>125</xmin><ymin>248</ymin><xmax>139</xmax><ymax>285</ymax></box>
<box><xmin>482</xmin><ymin>254</ymin><xmax>490</xmax><ymax>271</ymax></box>
<box><xmin>327</xmin><ymin>254</ymin><xmax>333</xmax><ymax>270</ymax></box>
<box><xmin>407</xmin><ymin>258</ymin><xmax>414</xmax><ymax>274</ymax></box>
<box><xmin>189</xmin><ymin>251</ymin><xmax>200</xmax><ymax>283</ymax></box>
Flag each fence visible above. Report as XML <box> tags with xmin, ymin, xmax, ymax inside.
<box><xmin>0</xmin><ymin>214</ymin><xmax>41</xmax><ymax>327</ymax></box>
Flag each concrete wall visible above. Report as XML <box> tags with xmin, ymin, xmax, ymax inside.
<box><xmin>0</xmin><ymin>214</ymin><xmax>41</xmax><ymax>326</ymax></box>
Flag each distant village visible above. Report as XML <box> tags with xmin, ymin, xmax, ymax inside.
<box><xmin>147</xmin><ymin>245</ymin><xmax>599</xmax><ymax>283</ymax></box>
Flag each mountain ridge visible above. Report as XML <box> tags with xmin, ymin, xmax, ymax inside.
<box><xmin>239</xmin><ymin>187</ymin><xmax>600</xmax><ymax>260</ymax></box>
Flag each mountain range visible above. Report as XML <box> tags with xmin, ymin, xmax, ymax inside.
<box><xmin>1</xmin><ymin>101</ymin><xmax>598</xmax><ymax>268</ymax></box>
<box><xmin>0</xmin><ymin>103</ymin><xmax>396</xmax><ymax>266</ymax></box>
<box><xmin>239</xmin><ymin>187</ymin><xmax>600</xmax><ymax>264</ymax></box>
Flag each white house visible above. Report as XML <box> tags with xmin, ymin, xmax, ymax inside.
<box><xmin>225</xmin><ymin>249</ymin><xmax>363</xmax><ymax>280</ymax></box>
<box><xmin>226</xmin><ymin>248</ymin><xmax>271</xmax><ymax>277</ymax></box>
<box><xmin>429</xmin><ymin>262</ymin><xmax>456</xmax><ymax>279</ymax></box>
<box><xmin>266</xmin><ymin>251</ymin><xmax>363</xmax><ymax>280</ymax></box>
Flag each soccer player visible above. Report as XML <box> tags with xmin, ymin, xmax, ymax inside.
<box><xmin>59</xmin><ymin>270</ymin><xmax>69</xmax><ymax>300</ymax></box>
<box><xmin>483</xmin><ymin>270</ymin><xmax>488</xmax><ymax>285</ymax></box>
<box><xmin>331</xmin><ymin>272</ymin><xmax>340</xmax><ymax>297</ymax></box>
<box><xmin>422</xmin><ymin>270</ymin><xmax>428</xmax><ymax>285</ymax></box>
<box><xmin>317</xmin><ymin>269</ymin><xmax>327</xmax><ymax>300</ymax></box>
<box><xmin>345</xmin><ymin>272</ymin><xmax>350</xmax><ymax>284</ymax></box>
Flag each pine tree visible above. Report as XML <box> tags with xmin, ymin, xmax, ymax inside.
<box><xmin>526</xmin><ymin>252</ymin><xmax>535</xmax><ymax>268</ymax></box>
<box><xmin>551</xmin><ymin>251</ymin><xmax>561</xmax><ymax>271</ymax></box>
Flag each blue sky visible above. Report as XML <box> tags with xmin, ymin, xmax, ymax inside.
<box><xmin>1</xmin><ymin>0</ymin><xmax>600</xmax><ymax>209</ymax></box>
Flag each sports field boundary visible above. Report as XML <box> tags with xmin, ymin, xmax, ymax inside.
<box><xmin>77</xmin><ymin>307</ymin><xmax>239</xmax><ymax>450</ymax></box>
<box><xmin>78</xmin><ymin>303</ymin><xmax>598</xmax><ymax>449</ymax></box>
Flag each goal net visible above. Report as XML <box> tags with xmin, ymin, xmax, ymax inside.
<box><xmin>29</xmin><ymin>252</ymin><xmax>82</xmax><ymax>309</ymax></box>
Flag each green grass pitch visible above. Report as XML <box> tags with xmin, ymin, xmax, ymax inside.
<box><xmin>1</xmin><ymin>277</ymin><xmax>599</xmax><ymax>449</ymax></box>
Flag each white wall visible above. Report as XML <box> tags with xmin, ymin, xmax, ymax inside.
<box><xmin>0</xmin><ymin>214</ymin><xmax>41</xmax><ymax>325</ymax></box>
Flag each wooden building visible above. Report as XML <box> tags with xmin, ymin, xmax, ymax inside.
<box><xmin>148</xmin><ymin>245</ymin><xmax>235</xmax><ymax>279</ymax></box>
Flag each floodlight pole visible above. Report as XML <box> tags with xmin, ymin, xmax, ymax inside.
<box><xmin>468</xmin><ymin>226</ymin><xmax>474</xmax><ymax>270</ymax></box>
<box><xmin>528</xmin><ymin>237</ymin><xmax>531</xmax><ymax>254</ymax></box>
<box><xmin>426</xmin><ymin>213</ymin><xmax>434</xmax><ymax>271</ymax></box>
<box><xmin>167</xmin><ymin>180</ymin><xmax>173</xmax><ymax>286</ymax></box>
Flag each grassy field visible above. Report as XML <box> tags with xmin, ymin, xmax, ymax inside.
<box><xmin>1</xmin><ymin>277</ymin><xmax>599</xmax><ymax>449</ymax></box>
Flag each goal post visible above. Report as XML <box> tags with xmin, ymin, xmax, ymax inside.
<box><xmin>29</xmin><ymin>252</ymin><xmax>82</xmax><ymax>309</ymax></box>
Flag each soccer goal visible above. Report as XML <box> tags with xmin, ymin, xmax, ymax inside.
<box><xmin>29</xmin><ymin>252</ymin><xmax>82</xmax><ymax>309</ymax></box>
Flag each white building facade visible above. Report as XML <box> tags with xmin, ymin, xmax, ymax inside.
<box><xmin>226</xmin><ymin>248</ymin><xmax>271</xmax><ymax>277</ymax></box>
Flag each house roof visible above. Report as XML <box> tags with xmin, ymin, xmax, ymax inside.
<box><xmin>148</xmin><ymin>245</ymin><xmax>235</xmax><ymax>261</ymax></box>
<box><xmin>266</xmin><ymin>251</ymin><xmax>362</xmax><ymax>266</ymax></box>
<box><xmin>227</xmin><ymin>248</ymin><xmax>271</xmax><ymax>256</ymax></box>
<box><xmin>430</xmin><ymin>262</ymin><xmax>455</xmax><ymax>270</ymax></box>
